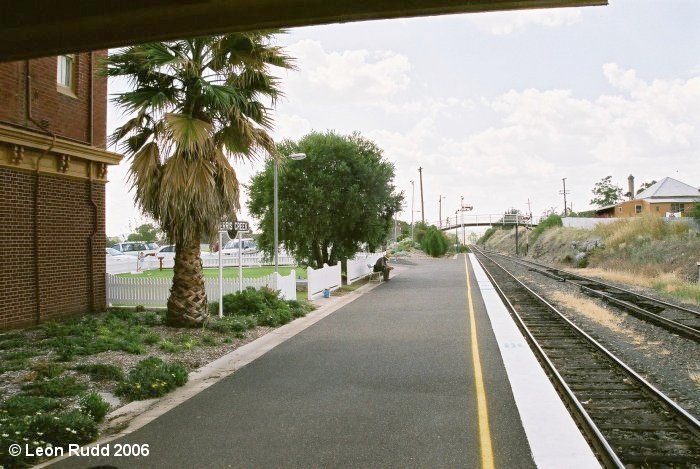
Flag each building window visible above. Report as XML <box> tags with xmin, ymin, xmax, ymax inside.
<box><xmin>656</xmin><ymin>206</ymin><xmax>659</xmax><ymax>212</ymax></box>
<box><xmin>57</xmin><ymin>55</ymin><xmax>76</xmax><ymax>94</ymax></box>
<box><xmin>618</xmin><ymin>207</ymin><xmax>622</xmax><ymax>213</ymax></box>
<box><xmin>635</xmin><ymin>205</ymin><xmax>642</xmax><ymax>214</ymax></box>
<box><xmin>670</xmin><ymin>203</ymin><xmax>685</xmax><ymax>213</ymax></box>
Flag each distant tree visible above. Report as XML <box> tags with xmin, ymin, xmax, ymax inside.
<box><xmin>413</xmin><ymin>221</ymin><xmax>429</xmax><ymax>244</ymax></box>
<box><xmin>590</xmin><ymin>176</ymin><xmax>623</xmax><ymax>207</ymax></box>
<box><xmin>692</xmin><ymin>203</ymin><xmax>700</xmax><ymax>222</ymax></box>
<box><xmin>106</xmin><ymin>236</ymin><xmax>122</xmax><ymax>247</ymax></box>
<box><xmin>421</xmin><ymin>227</ymin><xmax>449</xmax><ymax>257</ymax></box>
<box><xmin>636</xmin><ymin>180</ymin><xmax>657</xmax><ymax>195</ymax></box>
<box><xmin>248</xmin><ymin>131</ymin><xmax>404</xmax><ymax>269</ymax></box>
<box><xmin>126</xmin><ymin>223</ymin><xmax>160</xmax><ymax>242</ymax></box>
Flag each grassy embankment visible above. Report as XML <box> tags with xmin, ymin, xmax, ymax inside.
<box><xmin>478</xmin><ymin>215</ymin><xmax>700</xmax><ymax>305</ymax></box>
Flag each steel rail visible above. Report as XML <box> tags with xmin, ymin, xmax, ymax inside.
<box><xmin>471</xmin><ymin>247</ymin><xmax>700</xmax><ymax>467</ymax></box>
<box><xmin>479</xmin><ymin>248</ymin><xmax>700</xmax><ymax>341</ymax></box>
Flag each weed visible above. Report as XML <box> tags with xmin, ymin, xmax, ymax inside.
<box><xmin>200</xmin><ymin>335</ymin><xmax>218</xmax><ymax>346</ymax></box>
<box><xmin>143</xmin><ymin>331</ymin><xmax>161</xmax><ymax>345</ymax></box>
<box><xmin>116</xmin><ymin>357</ymin><xmax>188</xmax><ymax>400</ymax></box>
<box><xmin>158</xmin><ymin>340</ymin><xmax>181</xmax><ymax>354</ymax></box>
<box><xmin>79</xmin><ymin>393</ymin><xmax>110</xmax><ymax>423</ymax></box>
<box><xmin>0</xmin><ymin>338</ymin><xmax>23</xmax><ymax>350</ymax></box>
<box><xmin>0</xmin><ymin>358</ymin><xmax>31</xmax><ymax>374</ymax></box>
<box><xmin>0</xmin><ymin>395</ymin><xmax>64</xmax><ymax>416</ymax></box>
<box><xmin>21</xmin><ymin>376</ymin><xmax>87</xmax><ymax>398</ymax></box>
<box><xmin>31</xmin><ymin>362</ymin><xmax>66</xmax><ymax>379</ymax></box>
<box><xmin>3</xmin><ymin>349</ymin><xmax>39</xmax><ymax>361</ymax></box>
<box><xmin>74</xmin><ymin>363</ymin><xmax>124</xmax><ymax>382</ymax></box>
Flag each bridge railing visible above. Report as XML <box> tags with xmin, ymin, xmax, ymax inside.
<box><xmin>430</xmin><ymin>214</ymin><xmax>544</xmax><ymax>229</ymax></box>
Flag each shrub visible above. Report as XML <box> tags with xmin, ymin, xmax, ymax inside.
<box><xmin>79</xmin><ymin>392</ymin><xmax>110</xmax><ymax>423</ymax></box>
<box><xmin>693</xmin><ymin>203</ymin><xmax>700</xmax><ymax>222</ymax></box>
<box><xmin>74</xmin><ymin>363</ymin><xmax>124</xmax><ymax>382</ymax></box>
<box><xmin>287</xmin><ymin>300</ymin><xmax>314</xmax><ymax>318</ymax></box>
<box><xmin>158</xmin><ymin>340</ymin><xmax>182</xmax><ymax>354</ymax></box>
<box><xmin>530</xmin><ymin>214</ymin><xmax>563</xmax><ymax>243</ymax></box>
<box><xmin>209</xmin><ymin>315</ymin><xmax>257</xmax><ymax>334</ymax></box>
<box><xmin>421</xmin><ymin>227</ymin><xmax>449</xmax><ymax>257</ymax></box>
<box><xmin>0</xmin><ymin>338</ymin><xmax>23</xmax><ymax>350</ymax></box>
<box><xmin>21</xmin><ymin>376</ymin><xmax>87</xmax><ymax>398</ymax></box>
<box><xmin>477</xmin><ymin>227</ymin><xmax>497</xmax><ymax>245</ymax></box>
<box><xmin>116</xmin><ymin>357</ymin><xmax>188</xmax><ymax>400</ymax></box>
<box><xmin>200</xmin><ymin>335</ymin><xmax>218</xmax><ymax>346</ymax></box>
<box><xmin>0</xmin><ymin>395</ymin><xmax>64</xmax><ymax>416</ymax></box>
<box><xmin>31</xmin><ymin>410</ymin><xmax>99</xmax><ymax>445</ymax></box>
<box><xmin>31</xmin><ymin>362</ymin><xmax>66</xmax><ymax>379</ymax></box>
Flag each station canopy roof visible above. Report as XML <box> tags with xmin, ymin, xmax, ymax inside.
<box><xmin>1</xmin><ymin>0</ymin><xmax>605</xmax><ymax>62</ymax></box>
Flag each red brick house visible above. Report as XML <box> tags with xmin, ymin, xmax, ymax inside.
<box><xmin>0</xmin><ymin>53</ymin><xmax>121</xmax><ymax>329</ymax></box>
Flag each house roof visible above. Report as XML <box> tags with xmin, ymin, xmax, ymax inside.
<box><xmin>635</xmin><ymin>177</ymin><xmax>700</xmax><ymax>200</ymax></box>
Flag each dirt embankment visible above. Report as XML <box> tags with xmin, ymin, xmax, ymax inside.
<box><xmin>482</xmin><ymin>215</ymin><xmax>700</xmax><ymax>304</ymax></box>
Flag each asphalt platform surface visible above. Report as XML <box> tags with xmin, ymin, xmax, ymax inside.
<box><xmin>53</xmin><ymin>256</ymin><xmax>534</xmax><ymax>468</ymax></box>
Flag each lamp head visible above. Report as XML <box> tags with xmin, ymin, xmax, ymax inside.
<box><xmin>289</xmin><ymin>153</ymin><xmax>307</xmax><ymax>161</ymax></box>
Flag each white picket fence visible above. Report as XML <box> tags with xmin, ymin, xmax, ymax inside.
<box><xmin>306</xmin><ymin>263</ymin><xmax>342</xmax><ymax>300</ymax></box>
<box><xmin>346</xmin><ymin>252</ymin><xmax>385</xmax><ymax>284</ymax></box>
<box><xmin>106</xmin><ymin>270</ymin><xmax>297</xmax><ymax>307</ymax></box>
<box><xmin>136</xmin><ymin>252</ymin><xmax>295</xmax><ymax>272</ymax></box>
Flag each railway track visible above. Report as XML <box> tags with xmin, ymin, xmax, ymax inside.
<box><xmin>471</xmin><ymin>248</ymin><xmax>700</xmax><ymax>468</ymax></box>
<box><xmin>479</xmin><ymin>248</ymin><xmax>700</xmax><ymax>342</ymax></box>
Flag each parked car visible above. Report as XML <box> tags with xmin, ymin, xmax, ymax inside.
<box><xmin>105</xmin><ymin>247</ymin><xmax>127</xmax><ymax>258</ymax></box>
<box><xmin>110</xmin><ymin>241</ymin><xmax>159</xmax><ymax>257</ymax></box>
<box><xmin>221</xmin><ymin>238</ymin><xmax>258</xmax><ymax>256</ymax></box>
<box><xmin>154</xmin><ymin>244</ymin><xmax>176</xmax><ymax>259</ymax></box>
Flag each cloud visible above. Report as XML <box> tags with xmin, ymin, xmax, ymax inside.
<box><xmin>468</xmin><ymin>8</ymin><xmax>582</xmax><ymax>35</ymax></box>
<box><xmin>282</xmin><ymin>40</ymin><xmax>411</xmax><ymax>101</ymax></box>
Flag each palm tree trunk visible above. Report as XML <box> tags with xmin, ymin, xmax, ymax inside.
<box><xmin>167</xmin><ymin>236</ymin><xmax>208</xmax><ymax>327</ymax></box>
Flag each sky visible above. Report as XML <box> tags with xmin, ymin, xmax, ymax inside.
<box><xmin>105</xmin><ymin>0</ymin><xmax>700</xmax><ymax>237</ymax></box>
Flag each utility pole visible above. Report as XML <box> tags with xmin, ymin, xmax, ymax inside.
<box><xmin>418</xmin><ymin>167</ymin><xmax>425</xmax><ymax>224</ymax></box>
<box><xmin>515</xmin><ymin>214</ymin><xmax>519</xmax><ymax>256</ymax></box>
<box><xmin>438</xmin><ymin>195</ymin><xmax>446</xmax><ymax>228</ymax></box>
<box><xmin>410</xmin><ymin>180</ymin><xmax>415</xmax><ymax>241</ymax></box>
<box><xmin>560</xmin><ymin>178</ymin><xmax>570</xmax><ymax>217</ymax></box>
<box><xmin>454</xmin><ymin>210</ymin><xmax>459</xmax><ymax>248</ymax></box>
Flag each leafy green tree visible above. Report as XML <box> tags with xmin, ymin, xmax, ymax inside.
<box><xmin>636</xmin><ymin>180</ymin><xmax>657</xmax><ymax>195</ymax></box>
<box><xmin>421</xmin><ymin>227</ymin><xmax>448</xmax><ymax>257</ymax></box>
<box><xmin>104</xmin><ymin>34</ymin><xmax>294</xmax><ymax>327</ymax></box>
<box><xmin>126</xmin><ymin>223</ymin><xmax>160</xmax><ymax>242</ymax></box>
<box><xmin>106</xmin><ymin>236</ymin><xmax>122</xmax><ymax>247</ymax></box>
<box><xmin>248</xmin><ymin>131</ymin><xmax>404</xmax><ymax>268</ymax></box>
<box><xmin>590</xmin><ymin>176</ymin><xmax>623</xmax><ymax>207</ymax></box>
<box><xmin>692</xmin><ymin>203</ymin><xmax>700</xmax><ymax>222</ymax></box>
<box><xmin>413</xmin><ymin>221</ymin><xmax>429</xmax><ymax>244</ymax></box>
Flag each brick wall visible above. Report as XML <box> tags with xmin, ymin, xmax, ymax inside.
<box><xmin>0</xmin><ymin>167</ymin><xmax>106</xmax><ymax>329</ymax></box>
<box><xmin>0</xmin><ymin>52</ymin><xmax>107</xmax><ymax>148</ymax></box>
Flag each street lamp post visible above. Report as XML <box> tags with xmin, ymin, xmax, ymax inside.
<box><xmin>438</xmin><ymin>195</ymin><xmax>446</xmax><ymax>228</ymax></box>
<box><xmin>274</xmin><ymin>152</ymin><xmax>306</xmax><ymax>274</ymax></box>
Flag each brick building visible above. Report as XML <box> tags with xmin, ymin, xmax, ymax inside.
<box><xmin>594</xmin><ymin>176</ymin><xmax>700</xmax><ymax>218</ymax></box>
<box><xmin>0</xmin><ymin>53</ymin><xmax>121</xmax><ymax>329</ymax></box>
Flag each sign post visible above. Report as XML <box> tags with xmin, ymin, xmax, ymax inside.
<box><xmin>231</xmin><ymin>221</ymin><xmax>249</xmax><ymax>294</ymax></box>
<box><xmin>218</xmin><ymin>221</ymin><xmax>235</xmax><ymax>318</ymax></box>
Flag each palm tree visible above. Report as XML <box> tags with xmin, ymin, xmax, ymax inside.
<box><xmin>104</xmin><ymin>33</ymin><xmax>294</xmax><ymax>327</ymax></box>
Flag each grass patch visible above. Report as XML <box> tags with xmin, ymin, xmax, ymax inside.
<box><xmin>21</xmin><ymin>376</ymin><xmax>87</xmax><ymax>398</ymax></box>
<box><xmin>79</xmin><ymin>392</ymin><xmax>110</xmax><ymax>423</ymax></box>
<box><xmin>0</xmin><ymin>395</ymin><xmax>64</xmax><ymax>416</ymax></box>
<box><xmin>74</xmin><ymin>363</ymin><xmax>125</xmax><ymax>382</ymax></box>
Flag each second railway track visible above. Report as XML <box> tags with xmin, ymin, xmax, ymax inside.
<box><xmin>479</xmin><ymin>247</ymin><xmax>700</xmax><ymax>341</ymax></box>
<box><xmin>471</xmin><ymin>248</ymin><xmax>700</xmax><ymax>467</ymax></box>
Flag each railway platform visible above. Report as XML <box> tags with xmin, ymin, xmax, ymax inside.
<box><xmin>51</xmin><ymin>254</ymin><xmax>603</xmax><ymax>468</ymax></box>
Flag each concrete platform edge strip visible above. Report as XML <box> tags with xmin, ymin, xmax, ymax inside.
<box><xmin>468</xmin><ymin>253</ymin><xmax>601</xmax><ymax>469</ymax></box>
<box><xmin>38</xmin><ymin>273</ymin><xmax>395</xmax><ymax>468</ymax></box>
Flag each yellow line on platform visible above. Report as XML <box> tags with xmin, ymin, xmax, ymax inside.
<box><xmin>464</xmin><ymin>254</ymin><xmax>495</xmax><ymax>469</ymax></box>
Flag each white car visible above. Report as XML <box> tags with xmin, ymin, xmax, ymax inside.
<box><xmin>110</xmin><ymin>241</ymin><xmax>159</xmax><ymax>257</ymax></box>
<box><xmin>154</xmin><ymin>244</ymin><xmax>176</xmax><ymax>259</ymax></box>
<box><xmin>221</xmin><ymin>238</ymin><xmax>258</xmax><ymax>256</ymax></box>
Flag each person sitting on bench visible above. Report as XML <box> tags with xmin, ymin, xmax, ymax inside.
<box><xmin>373</xmin><ymin>254</ymin><xmax>394</xmax><ymax>281</ymax></box>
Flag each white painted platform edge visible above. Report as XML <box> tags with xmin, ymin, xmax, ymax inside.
<box><xmin>468</xmin><ymin>254</ymin><xmax>601</xmax><ymax>469</ymax></box>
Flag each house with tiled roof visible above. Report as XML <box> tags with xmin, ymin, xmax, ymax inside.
<box><xmin>594</xmin><ymin>176</ymin><xmax>700</xmax><ymax>218</ymax></box>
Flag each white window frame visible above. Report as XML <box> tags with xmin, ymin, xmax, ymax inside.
<box><xmin>57</xmin><ymin>54</ymin><xmax>76</xmax><ymax>96</ymax></box>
